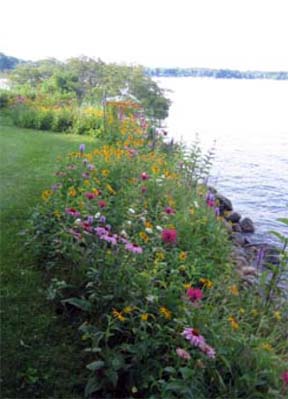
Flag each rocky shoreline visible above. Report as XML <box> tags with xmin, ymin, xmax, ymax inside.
<box><xmin>208</xmin><ymin>187</ymin><xmax>284</xmax><ymax>288</ymax></box>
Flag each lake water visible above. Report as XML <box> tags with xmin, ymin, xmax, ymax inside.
<box><xmin>156</xmin><ymin>77</ymin><xmax>288</xmax><ymax>245</ymax></box>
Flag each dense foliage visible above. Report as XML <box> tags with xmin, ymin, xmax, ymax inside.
<box><xmin>24</xmin><ymin>103</ymin><xmax>288</xmax><ymax>398</ymax></box>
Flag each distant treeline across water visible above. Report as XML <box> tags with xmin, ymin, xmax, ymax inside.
<box><xmin>145</xmin><ymin>67</ymin><xmax>288</xmax><ymax>80</ymax></box>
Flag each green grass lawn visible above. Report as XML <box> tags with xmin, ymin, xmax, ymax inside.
<box><xmin>0</xmin><ymin>119</ymin><xmax>96</xmax><ymax>398</ymax></box>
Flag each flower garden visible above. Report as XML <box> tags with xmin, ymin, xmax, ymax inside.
<box><xmin>18</xmin><ymin>101</ymin><xmax>288</xmax><ymax>398</ymax></box>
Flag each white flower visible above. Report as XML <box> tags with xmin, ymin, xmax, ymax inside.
<box><xmin>74</xmin><ymin>218</ymin><xmax>81</xmax><ymax>225</ymax></box>
<box><xmin>120</xmin><ymin>229</ymin><xmax>128</xmax><ymax>238</ymax></box>
<box><xmin>193</xmin><ymin>201</ymin><xmax>199</xmax><ymax>208</ymax></box>
<box><xmin>94</xmin><ymin>212</ymin><xmax>101</xmax><ymax>219</ymax></box>
<box><xmin>126</xmin><ymin>221</ymin><xmax>132</xmax><ymax>226</ymax></box>
<box><xmin>145</xmin><ymin>228</ymin><xmax>153</xmax><ymax>234</ymax></box>
<box><xmin>128</xmin><ymin>208</ymin><xmax>136</xmax><ymax>214</ymax></box>
<box><xmin>140</xmin><ymin>216</ymin><xmax>146</xmax><ymax>223</ymax></box>
<box><xmin>156</xmin><ymin>225</ymin><xmax>163</xmax><ymax>232</ymax></box>
<box><xmin>146</xmin><ymin>295</ymin><xmax>157</xmax><ymax>303</ymax></box>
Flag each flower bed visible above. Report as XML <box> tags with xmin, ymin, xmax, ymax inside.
<box><xmin>25</xmin><ymin>105</ymin><xmax>288</xmax><ymax>398</ymax></box>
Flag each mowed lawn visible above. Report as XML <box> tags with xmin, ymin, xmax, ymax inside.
<box><xmin>0</xmin><ymin>121</ymin><xmax>95</xmax><ymax>398</ymax></box>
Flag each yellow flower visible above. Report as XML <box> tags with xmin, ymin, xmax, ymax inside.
<box><xmin>83</xmin><ymin>180</ymin><xmax>90</xmax><ymax>186</ymax></box>
<box><xmin>155</xmin><ymin>252</ymin><xmax>165</xmax><ymax>261</ymax></box>
<box><xmin>178</xmin><ymin>265</ymin><xmax>186</xmax><ymax>272</ymax></box>
<box><xmin>251</xmin><ymin>309</ymin><xmax>259</xmax><ymax>317</ymax></box>
<box><xmin>179</xmin><ymin>251</ymin><xmax>188</xmax><ymax>261</ymax></box>
<box><xmin>183</xmin><ymin>283</ymin><xmax>191</xmax><ymax>289</ymax></box>
<box><xmin>68</xmin><ymin>187</ymin><xmax>77</xmax><ymax>197</ymax></box>
<box><xmin>53</xmin><ymin>210</ymin><xmax>61</xmax><ymax>218</ymax></box>
<box><xmin>259</xmin><ymin>343</ymin><xmax>273</xmax><ymax>352</ymax></box>
<box><xmin>91</xmin><ymin>188</ymin><xmax>101</xmax><ymax>196</ymax></box>
<box><xmin>101</xmin><ymin>169</ymin><xmax>110</xmax><ymax>177</ymax></box>
<box><xmin>151</xmin><ymin>165</ymin><xmax>160</xmax><ymax>174</ymax></box>
<box><xmin>123</xmin><ymin>306</ymin><xmax>134</xmax><ymax>314</ymax></box>
<box><xmin>141</xmin><ymin>313</ymin><xmax>149</xmax><ymax>321</ymax></box>
<box><xmin>273</xmin><ymin>311</ymin><xmax>281</xmax><ymax>321</ymax></box>
<box><xmin>159</xmin><ymin>306</ymin><xmax>172</xmax><ymax>320</ymax></box>
<box><xmin>106</xmin><ymin>184</ymin><xmax>116</xmax><ymax>195</ymax></box>
<box><xmin>139</xmin><ymin>232</ymin><xmax>149</xmax><ymax>242</ymax></box>
<box><xmin>229</xmin><ymin>284</ymin><xmax>239</xmax><ymax>296</ymax></box>
<box><xmin>112</xmin><ymin>308</ymin><xmax>126</xmax><ymax>322</ymax></box>
<box><xmin>144</xmin><ymin>221</ymin><xmax>153</xmax><ymax>229</ymax></box>
<box><xmin>239</xmin><ymin>308</ymin><xmax>245</xmax><ymax>315</ymax></box>
<box><xmin>78</xmin><ymin>201</ymin><xmax>84</xmax><ymax>209</ymax></box>
<box><xmin>199</xmin><ymin>278</ymin><xmax>213</xmax><ymax>289</ymax></box>
<box><xmin>41</xmin><ymin>190</ymin><xmax>52</xmax><ymax>202</ymax></box>
<box><xmin>228</xmin><ymin>316</ymin><xmax>239</xmax><ymax>330</ymax></box>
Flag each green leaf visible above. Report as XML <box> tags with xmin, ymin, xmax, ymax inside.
<box><xmin>163</xmin><ymin>366</ymin><xmax>176</xmax><ymax>374</ymax></box>
<box><xmin>84</xmin><ymin>377</ymin><xmax>103</xmax><ymax>397</ymax></box>
<box><xmin>61</xmin><ymin>297</ymin><xmax>92</xmax><ymax>312</ymax></box>
<box><xmin>278</xmin><ymin>218</ymin><xmax>288</xmax><ymax>226</ymax></box>
<box><xmin>86</xmin><ymin>360</ymin><xmax>105</xmax><ymax>371</ymax></box>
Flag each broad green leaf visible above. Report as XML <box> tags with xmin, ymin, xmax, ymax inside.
<box><xmin>86</xmin><ymin>360</ymin><xmax>105</xmax><ymax>371</ymax></box>
<box><xmin>62</xmin><ymin>297</ymin><xmax>92</xmax><ymax>312</ymax></box>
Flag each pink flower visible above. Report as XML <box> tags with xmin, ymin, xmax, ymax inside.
<box><xmin>141</xmin><ymin>172</ymin><xmax>150</xmax><ymax>180</ymax></box>
<box><xmin>199</xmin><ymin>343</ymin><xmax>216</xmax><ymax>359</ymax></box>
<box><xmin>125</xmin><ymin>243</ymin><xmax>143</xmax><ymax>254</ymax></box>
<box><xmin>281</xmin><ymin>371</ymin><xmax>288</xmax><ymax>385</ymax></box>
<box><xmin>182</xmin><ymin>328</ymin><xmax>206</xmax><ymax>348</ymax></box>
<box><xmin>95</xmin><ymin>226</ymin><xmax>108</xmax><ymax>237</ymax></box>
<box><xmin>186</xmin><ymin>287</ymin><xmax>203</xmax><ymax>302</ymax></box>
<box><xmin>98</xmin><ymin>200</ymin><xmax>107</xmax><ymax>208</ymax></box>
<box><xmin>65</xmin><ymin>208</ymin><xmax>81</xmax><ymax>217</ymax></box>
<box><xmin>165</xmin><ymin>207</ymin><xmax>175</xmax><ymax>215</ymax></box>
<box><xmin>176</xmin><ymin>348</ymin><xmax>191</xmax><ymax>360</ymax></box>
<box><xmin>101</xmin><ymin>234</ymin><xmax>117</xmax><ymax>246</ymax></box>
<box><xmin>141</xmin><ymin>186</ymin><xmax>147</xmax><ymax>193</ymax></box>
<box><xmin>161</xmin><ymin>229</ymin><xmax>177</xmax><ymax>244</ymax></box>
<box><xmin>85</xmin><ymin>192</ymin><xmax>97</xmax><ymax>200</ymax></box>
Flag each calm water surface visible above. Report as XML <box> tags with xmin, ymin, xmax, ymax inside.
<box><xmin>157</xmin><ymin>77</ymin><xmax>288</xmax><ymax>245</ymax></box>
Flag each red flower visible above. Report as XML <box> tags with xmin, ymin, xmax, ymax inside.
<box><xmin>161</xmin><ymin>229</ymin><xmax>177</xmax><ymax>244</ymax></box>
<box><xmin>281</xmin><ymin>371</ymin><xmax>288</xmax><ymax>385</ymax></box>
<box><xmin>98</xmin><ymin>200</ymin><xmax>107</xmax><ymax>208</ymax></box>
<box><xmin>187</xmin><ymin>287</ymin><xmax>203</xmax><ymax>302</ymax></box>
<box><xmin>141</xmin><ymin>172</ymin><xmax>150</xmax><ymax>180</ymax></box>
<box><xmin>85</xmin><ymin>192</ymin><xmax>96</xmax><ymax>200</ymax></box>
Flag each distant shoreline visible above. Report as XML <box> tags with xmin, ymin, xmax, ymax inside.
<box><xmin>146</xmin><ymin>68</ymin><xmax>288</xmax><ymax>80</ymax></box>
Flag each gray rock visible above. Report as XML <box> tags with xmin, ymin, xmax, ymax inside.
<box><xmin>222</xmin><ymin>219</ymin><xmax>233</xmax><ymax>233</ymax></box>
<box><xmin>231</xmin><ymin>232</ymin><xmax>247</xmax><ymax>246</ymax></box>
<box><xmin>240</xmin><ymin>217</ymin><xmax>255</xmax><ymax>233</ymax></box>
<box><xmin>216</xmin><ymin>194</ymin><xmax>233</xmax><ymax>212</ymax></box>
<box><xmin>226</xmin><ymin>212</ymin><xmax>241</xmax><ymax>223</ymax></box>
<box><xmin>232</xmin><ymin>223</ymin><xmax>242</xmax><ymax>233</ymax></box>
<box><xmin>241</xmin><ymin>266</ymin><xmax>257</xmax><ymax>276</ymax></box>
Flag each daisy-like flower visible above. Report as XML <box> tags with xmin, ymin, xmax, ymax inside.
<box><xmin>229</xmin><ymin>285</ymin><xmax>239</xmax><ymax>296</ymax></box>
<box><xmin>228</xmin><ymin>316</ymin><xmax>239</xmax><ymax>330</ymax></box>
<box><xmin>161</xmin><ymin>229</ymin><xmax>177</xmax><ymax>244</ymax></box>
<box><xmin>95</xmin><ymin>226</ymin><xmax>108</xmax><ymax>237</ymax></box>
<box><xmin>159</xmin><ymin>306</ymin><xmax>172</xmax><ymax>320</ymax></box>
<box><xmin>186</xmin><ymin>287</ymin><xmax>203</xmax><ymax>302</ymax></box>
<box><xmin>179</xmin><ymin>251</ymin><xmax>188</xmax><ymax>261</ymax></box>
<box><xmin>125</xmin><ymin>243</ymin><xmax>143</xmax><ymax>254</ymax></box>
<box><xmin>85</xmin><ymin>192</ymin><xmax>97</xmax><ymax>200</ymax></box>
<box><xmin>65</xmin><ymin>208</ymin><xmax>81</xmax><ymax>217</ymax></box>
<box><xmin>101</xmin><ymin>234</ymin><xmax>117</xmax><ymax>245</ymax></box>
<box><xmin>199</xmin><ymin>278</ymin><xmax>213</xmax><ymax>289</ymax></box>
<box><xmin>176</xmin><ymin>348</ymin><xmax>191</xmax><ymax>360</ymax></box>
<box><xmin>182</xmin><ymin>328</ymin><xmax>206</xmax><ymax>347</ymax></box>
<box><xmin>141</xmin><ymin>313</ymin><xmax>149</xmax><ymax>321</ymax></box>
<box><xmin>98</xmin><ymin>200</ymin><xmax>107</xmax><ymax>208</ymax></box>
<box><xmin>112</xmin><ymin>308</ymin><xmax>126</xmax><ymax>322</ymax></box>
<box><xmin>199</xmin><ymin>343</ymin><xmax>216</xmax><ymax>359</ymax></box>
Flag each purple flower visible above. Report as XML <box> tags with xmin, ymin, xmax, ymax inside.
<box><xmin>101</xmin><ymin>234</ymin><xmax>117</xmax><ymax>245</ymax></box>
<box><xmin>125</xmin><ymin>243</ymin><xmax>143</xmax><ymax>254</ymax></box>
<box><xmin>199</xmin><ymin>343</ymin><xmax>216</xmax><ymax>359</ymax></box>
<box><xmin>87</xmin><ymin>164</ymin><xmax>95</xmax><ymax>171</ymax></box>
<box><xmin>256</xmin><ymin>246</ymin><xmax>265</xmax><ymax>270</ymax></box>
<box><xmin>87</xmin><ymin>215</ymin><xmax>94</xmax><ymax>225</ymax></box>
<box><xmin>79</xmin><ymin>144</ymin><xmax>85</xmax><ymax>153</ymax></box>
<box><xmin>51</xmin><ymin>183</ymin><xmax>61</xmax><ymax>192</ymax></box>
<box><xmin>82</xmin><ymin>172</ymin><xmax>90</xmax><ymax>179</ymax></box>
<box><xmin>214</xmin><ymin>207</ymin><xmax>220</xmax><ymax>217</ymax></box>
<box><xmin>67</xmin><ymin>164</ymin><xmax>77</xmax><ymax>170</ymax></box>
<box><xmin>99</xmin><ymin>215</ymin><xmax>106</xmax><ymax>224</ymax></box>
<box><xmin>95</xmin><ymin>226</ymin><xmax>108</xmax><ymax>237</ymax></box>
<box><xmin>176</xmin><ymin>348</ymin><xmax>191</xmax><ymax>360</ymax></box>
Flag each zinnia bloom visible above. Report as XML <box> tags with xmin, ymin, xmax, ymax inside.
<box><xmin>176</xmin><ymin>348</ymin><xmax>191</xmax><ymax>360</ymax></box>
<box><xmin>161</xmin><ymin>228</ymin><xmax>177</xmax><ymax>244</ymax></box>
<box><xmin>186</xmin><ymin>287</ymin><xmax>203</xmax><ymax>302</ymax></box>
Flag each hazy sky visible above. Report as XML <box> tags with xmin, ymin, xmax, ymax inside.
<box><xmin>1</xmin><ymin>0</ymin><xmax>288</xmax><ymax>70</ymax></box>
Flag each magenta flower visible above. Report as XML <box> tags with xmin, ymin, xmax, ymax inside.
<box><xmin>176</xmin><ymin>348</ymin><xmax>191</xmax><ymax>360</ymax></box>
<box><xmin>186</xmin><ymin>287</ymin><xmax>203</xmax><ymax>302</ymax></box>
<box><xmin>95</xmin><ymin>226</ymin><xmax>108</xmax><ymax>237</ymax></box>
<box><xmin>101</xmin><ymin>234</ymin><xmax>117</xmax><ymax>246</ymax></box>
<box><xmin>141</xmin><ymin>172</ymin><xmax>150</xmax><ymax>180</ymax></box>
<box><xmin>141</xmin><ymin>186</ymin><xmax>147</xmax><ymax>193</ymax></box>
<box><xmin>125</xmin><ymin>243</ymin><xmax>143</xmax><ymax>254</ymax></box>
<box><xmin>161</xmin><ymin>229</ymin><xmax>177</xmax><ymax>244</ymax></box>
<box><xmin>65</xmin><ymin>208</ymin><xmax>81</xmax><ymax>217</ymax></box>
<box><xmin>98</xmin><ymin>200</ymin><xmax>107</xmax><ymax>208</ymax></box>
<box><xmin>165</xmin><ymin>206</ymin><xmax>176</xmax><ymax>215</ymax></box>
<box><xmin>85</xmin><ymin>192</ymin><xmax>97</xmax><ymax>200</ymax></box>
<box><xmin>182</xmin><ymin>328</ymin><xmax>206</xmax><ymax>348</ymax></box>
<box><xmin>281</xmin><ymin>371</ymin><xmax>288</xmax><ymax>385</ymax></box>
